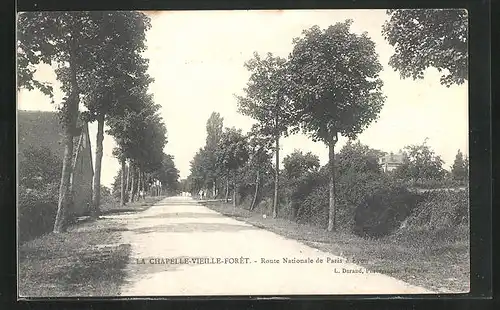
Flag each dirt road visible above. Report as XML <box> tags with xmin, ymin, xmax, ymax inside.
<box><xmin>115</xmin><ymin>196</ymin><xmax>434</xmax><ymax>296</ymax></box>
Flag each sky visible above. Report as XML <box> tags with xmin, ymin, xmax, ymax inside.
<box><xmin>17</xmin><ymin>9</ymin><xmax>469</xmax><ymax>187</ymax></box>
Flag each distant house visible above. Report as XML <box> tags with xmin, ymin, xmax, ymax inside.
<box><xmin>18</xmin><ymin>110</ymin><xmax>93</xmax><ymax>217</ymax></box>
<box><xmin>379</xmin><ymin>152</ymin><xmax>404</xmax><ymax>173</ymax></box>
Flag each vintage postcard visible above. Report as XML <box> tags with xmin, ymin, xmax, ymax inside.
<box><xmin>17</xmin><ymin>9</ymin><xmax>469</xmax><ymax>297</ymax></box>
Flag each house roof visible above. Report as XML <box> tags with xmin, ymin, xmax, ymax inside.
<box><xmin>18</xmin><ymin>110</ymin><xmax>85</xmax><ymax>162</ymax></box>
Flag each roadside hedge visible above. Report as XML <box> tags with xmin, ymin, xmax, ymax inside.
<box><xmin>401</xmin><ymin>188</ymin><xmax>469</xmax><ymax>230</ymax></box>
<box><xmin>18</xmin><ymin>183</ymin><xmax>59</xmax><ymax>242</ymax></box>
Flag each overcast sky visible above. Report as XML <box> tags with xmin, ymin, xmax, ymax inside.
<box><xmin>17</xmin><ymin>9</ymin><xmax>468</xmax><ymax>187</ymax></box>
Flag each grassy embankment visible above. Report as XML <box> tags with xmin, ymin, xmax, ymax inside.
<box><xmin>18</xmin><ymin>196</ymin><xmax>163</xmax><ymax>297</ymax></box>
<box><xmin>204</xmin><ymin>201</ymin><xmax>470</xmax><ymax>293</ymax></box>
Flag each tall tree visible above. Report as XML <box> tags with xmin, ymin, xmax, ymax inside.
<box><xmin>288</xmin><ymin>21</ymin><xmax>385</xmax><ymax>231</ymax></box>
<box><xmin>451</xmin><ymin>149</ymin><xmax>468</xmax><ymax>182</ymax></box>
<box><xmin>236</xmin><ymin>52</ymin><xmax>296</xmax><ymax>218</ymax></box>
<box><xmin>394</xmin><ymin>140</ymin><xmax>445</xmax><ymax>182</ymax></box>
<box><xmin>154</xmin><ymin>154</ymin><xmax>181</xmax><ymax>195</ymax></box>
<box><xmin>215</xmin><ymin>127</ymin><xmax>249</xmax><ymax>207</ymax></box>
<box><xmin>17</xmin><ymin>12</ymin><xmax>104</xmax><ymax>232</ymax></box>
<box><xmin>188</xmin><ymin>148</ymin><xmax>210</xmax><ymax>196</ymax></box>
<box><xmin>247</xmin><ymin>127</ymin><xmax>273</xmax><ymax>211</ymax></box>
<box><xmin>81</xmin><ymin>11</ymin><xmax>152</xmax><ymax>218</ymax></box>
<box><xmin>205</xmin><ymin>112</ymin><xmax>224</xmax><ymax>197</ymax></box>
<box><xmin>283</xmin><ymin>150</ymin><xmax>320</xmax><ymax>180</ymax></box>
<box><xmin>382</xmin><ymin>9</ymin><xmax>468</xmax><ymax>87</ymax></box>
<box><xmin>107</xmin><ymin>93</ymin><xmax>167</xmax><ymax>204</ymax></box>
<box><xmin>336</xmin><ymin>141</ymin><xmax>383</xmax><ymax>176</ymax></box>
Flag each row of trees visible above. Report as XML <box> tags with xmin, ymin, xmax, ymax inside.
<box><xmin>187</xmin><ymin>9</ymin><xmax>468</xmax><ymax>232</ymax></box>
<box><xmin>17</xmin><ymin>11</ymin><xmax>175</xmax><ymax>233</ymax></box>
<box><xmin>235</xmin><ymin>20</ymin><xmax>386</xmax><ymax>232</ymax></box>
<box><xmin>393</xmin><ymin>141</ymin><xmax>469</xmax><ymax>184</ymax></box>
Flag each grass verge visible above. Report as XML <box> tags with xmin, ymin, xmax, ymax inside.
<box><xmin>18</xmin><ymin>196</ymin><xmax>163</xmax><ymax>297</ymax></box>
<box><xmin>204</xmin><ymin>201</ymin><xmax>470</xmax><ymax>293</ymax></box>
<box><xmin>100</xmin><ymin>196</ymin><xmax>165</xmax><ymax>215</ymax></box>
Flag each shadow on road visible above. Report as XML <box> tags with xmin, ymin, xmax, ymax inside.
<box><xmin>131</xmin><ymin>222</ymin><xmax>257</xmax><ymax>234</ymax></box>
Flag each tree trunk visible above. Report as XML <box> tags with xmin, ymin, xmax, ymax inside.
<box><xmin>273</xmin><ymin>136</ymin><xmax>279</xmax><ymax>219</ymax></box>
<box><xmin>120</xmin><ymin>157</ymin><xmax>126</xmax><ymax>207</ymax></box>
<box><xmin>213</xmin><ymin>179</ymin><xmax>217</xmax><ymax>198</ymax></box>
<box><xmin>141</xmin><ymin>172</ymin><xmax>146</xmax><ymax>198</ymax></box>
<box><xmin>232</xmin><ymin>171</ymin><xmax>237</xmax><ymax>208</ymax></box>
<box><xmin>327</xmin><ymin>138</ymin><xmax>337</xmax><ymax>232</ymax></box>
<box><xmin>137</xmin><ymin>168</ymin><xmax>141</xmax><ymax>200</ymax></box>
<box><xmin>125</xmin><ymin>160</ymin><xmax>131</xmax><ymax>202</ymax></box>
<box><xmin>53</xmin><ymin>39</ymin><xmax>79</xmax><ymax>233</ymax></box>
<box><xmin>225</xmin><ymin>173</ymin><xmax>230</xmax><ymax>202</ymax></box>
<box><xmin>129</xmin><ymin>164</ymin><xmax>136</xmax><ymax>202</ymax></box>
<box><xmin>250</xmin><ymin>169</ymin><xmax>260</xmax><ymax>211</ymax></box>
<box><xmin>291</xmin><ymin>201</ymin><xmax>298</xmax><ymax>221</ymax></box>
<box><xmin>53</xmin><ymin>125</ymin><xmax>76</xmax><ymax>233</ymax></box>
<box><xmin>91</xmin><ymin>114</ymin><xmax>104</xmax><ymax>219</ymax></box>
<box><xmin>132</xmin><ymin>167</ymin><xmax>139</xmax><ymax>201</ymax></box>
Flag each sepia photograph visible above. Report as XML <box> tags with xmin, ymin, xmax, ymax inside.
<box><xmin>17</xmin><ymin>9</ymin><xmax>469</xmax><ymax>297</ymax></box>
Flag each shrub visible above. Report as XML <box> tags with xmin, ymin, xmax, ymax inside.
<box><xmin>336</xmin><ymin>172</ymin><xmax>389</xmax><ymax>207</ymax></box>
<box><xmin>354</xmin><ymin>183</ymin><xmax>423</xmax><ymax>238</ymax></box>
<box><xmin>18</xmin><ymin>183</ymin><xmax>59</xmax><ymax>242</ymax></box>
<box><xmin>402</xmin><ymin>188</ymin><xmax>469</xmax><ymax>230</ymax></box>
<box><xmin>298</xmin><ymin>185</ymin><xmax>328</xmax><ymax>228</ymax></box>
<box><xmin>285</xmin><ymin>170</ymin><xmax>326</xmax><ymax>221</ymax></box>
<box><xmin>100</xmin><ymin>185</ymin><xmax>116</xmax><ymax>205</ymax></box>
<box><xmin>19</xmin><ymin>146</ymin><xmax>62</xmax><ymax>190</ymax></box>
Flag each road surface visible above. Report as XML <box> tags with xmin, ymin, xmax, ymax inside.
<box><xmin>109</xmin><ymin>196</ymin><xmax>433</xmax><ymax>296</ymax></box>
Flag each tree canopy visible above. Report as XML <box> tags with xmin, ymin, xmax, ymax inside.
<box><xmin>451</xmin><ymin>149</ymin><xmax>468</xmax><ymax>182</ymax></box>
<box><xmin>382</xmin><ymin>9</ymin><xmax>468</xmax><ymax>87</ymax></box>
<box><xmin>287</xmin><ymin>20</ymin><xmax>385</xmax><ymax>231</ymax></box>
<box><xmin>215</xmin><ymin>127</ymin><xmax>249</xmax><ymax>175</ymax></box>
<box><xmin>236</xmin><ymin>52</ymin><xmax>296</xmax><ymax>139</ymax></box>
<box><xmin>283</xmin><ymin>150</ymin><xmax>320</xmax><ymax>180</ymax></box>
<box><xmin>336</xmin><ymin>141</ymin><xmax>383</xmax><ymax>176</ymax></box>
<box><xmin>288</xmin><ymin>20</ymin><xmax>386</xmax><ymax>144</ymax></box>
<box><xmin>394</xmin><ymin>140</ymin><xmax>446</xmax><ymax>181</ymax></box>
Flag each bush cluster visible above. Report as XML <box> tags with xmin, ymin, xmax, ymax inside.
<box><xmin>293</xmin><ymin>171</ymin><xmax>424</xmax><ymax>238</ymax></box>
<box><xmin>18</xmin><ymin>146</ymin><xmax>63</xmax><ymax>242</ymax></box>
<box><xmin>402</xmin><ymin>188</ymin><xmax>469</xmax><ymax>230</ymax></box>
<box><xmin>354</xmin><ymin>183</ymin><xmax>423</xmax><ymax>238</ymax></box>
<box><xmin>18</xmin><ymin>183</ymin><xmax>59</xmax><ymax>242</ymax></box>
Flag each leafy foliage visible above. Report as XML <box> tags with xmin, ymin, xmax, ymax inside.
<box><xmin>17</xmin><ymin>11</ymin><xmax>155</xmax><ymax>228</ymax></box>
<box><xmin>382</xmin><ymin>9</ymin><xmax>468</xmax><ymax>87</ymax></box>
<box><xmin>107</xmin><ymin>96</ymin><xmax>167</xmax><ymax>174</ymax></box>
<box><xmin>354</xmin><ymin>183</ymin><xmax>422</xmax><ymax>238</ymax></box>
<box><xmin>283</xmin><ymin>150</ymin><xmax>320</xmax><ymax>179</ymax></box>
<box><xmin>18</xmin><ymin>183</ymin><xmax>60</xmax><ymax>242</ymax></box>
<box><xmin>215</xmin><ymin>127</ymin><xmax>250</xmax><ymax>175</ymax></box>
<box><xmin>19</xmin><ymin>146</ymin><xmax>62</xmax><ymax>189</ymax></box>
<box><xmin>79</xmin><ymin>11</ymin><xmax>152</xmax><ymax>122</ymax></box>
<box><xmin>153</xmin><ymin>154</ymin><xmax>181</xmax><ymax>193</ymax></box>
<box><xmin>402</xmin><ymin>189</ymin><xmax>469</xmax><ymax>229</ymax></box>
<box><xmin>451</xmin><ymin>150</ymin><xmax>468</xmax><ymax>182</ymax></box>
<box><xmin>188</xmin><ymin>148</ymin><xmax>210</xmax><ymax>193</ymax></box>
<box><xmin>394</xmin><ymin>140</ymin><xmax>445</xmax><ymax>182</ymax></box>
<box><xmin>204</xmin><ymin>112</ymin><xmax>225</xmax><ymax>191</ymax></box>
<box><xmin>288</xmin><ymin>20</ymin><xmax>386</xmax><ymax>143</ymax></box>
<box><xmin>236</xmin><ymin>52</ymin><xmax>297</xmax><ymax>139</ymax></box>
<box><xmin>336</xmin><ymin>141</ymin><xmax>383</xmax><ymax>176</ymax></box>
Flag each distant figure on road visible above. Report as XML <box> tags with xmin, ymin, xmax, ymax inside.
<box><xmin>139</xmin><ymin>190</ymin><xmax>145</xmax><ymax>200</ymax></box>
